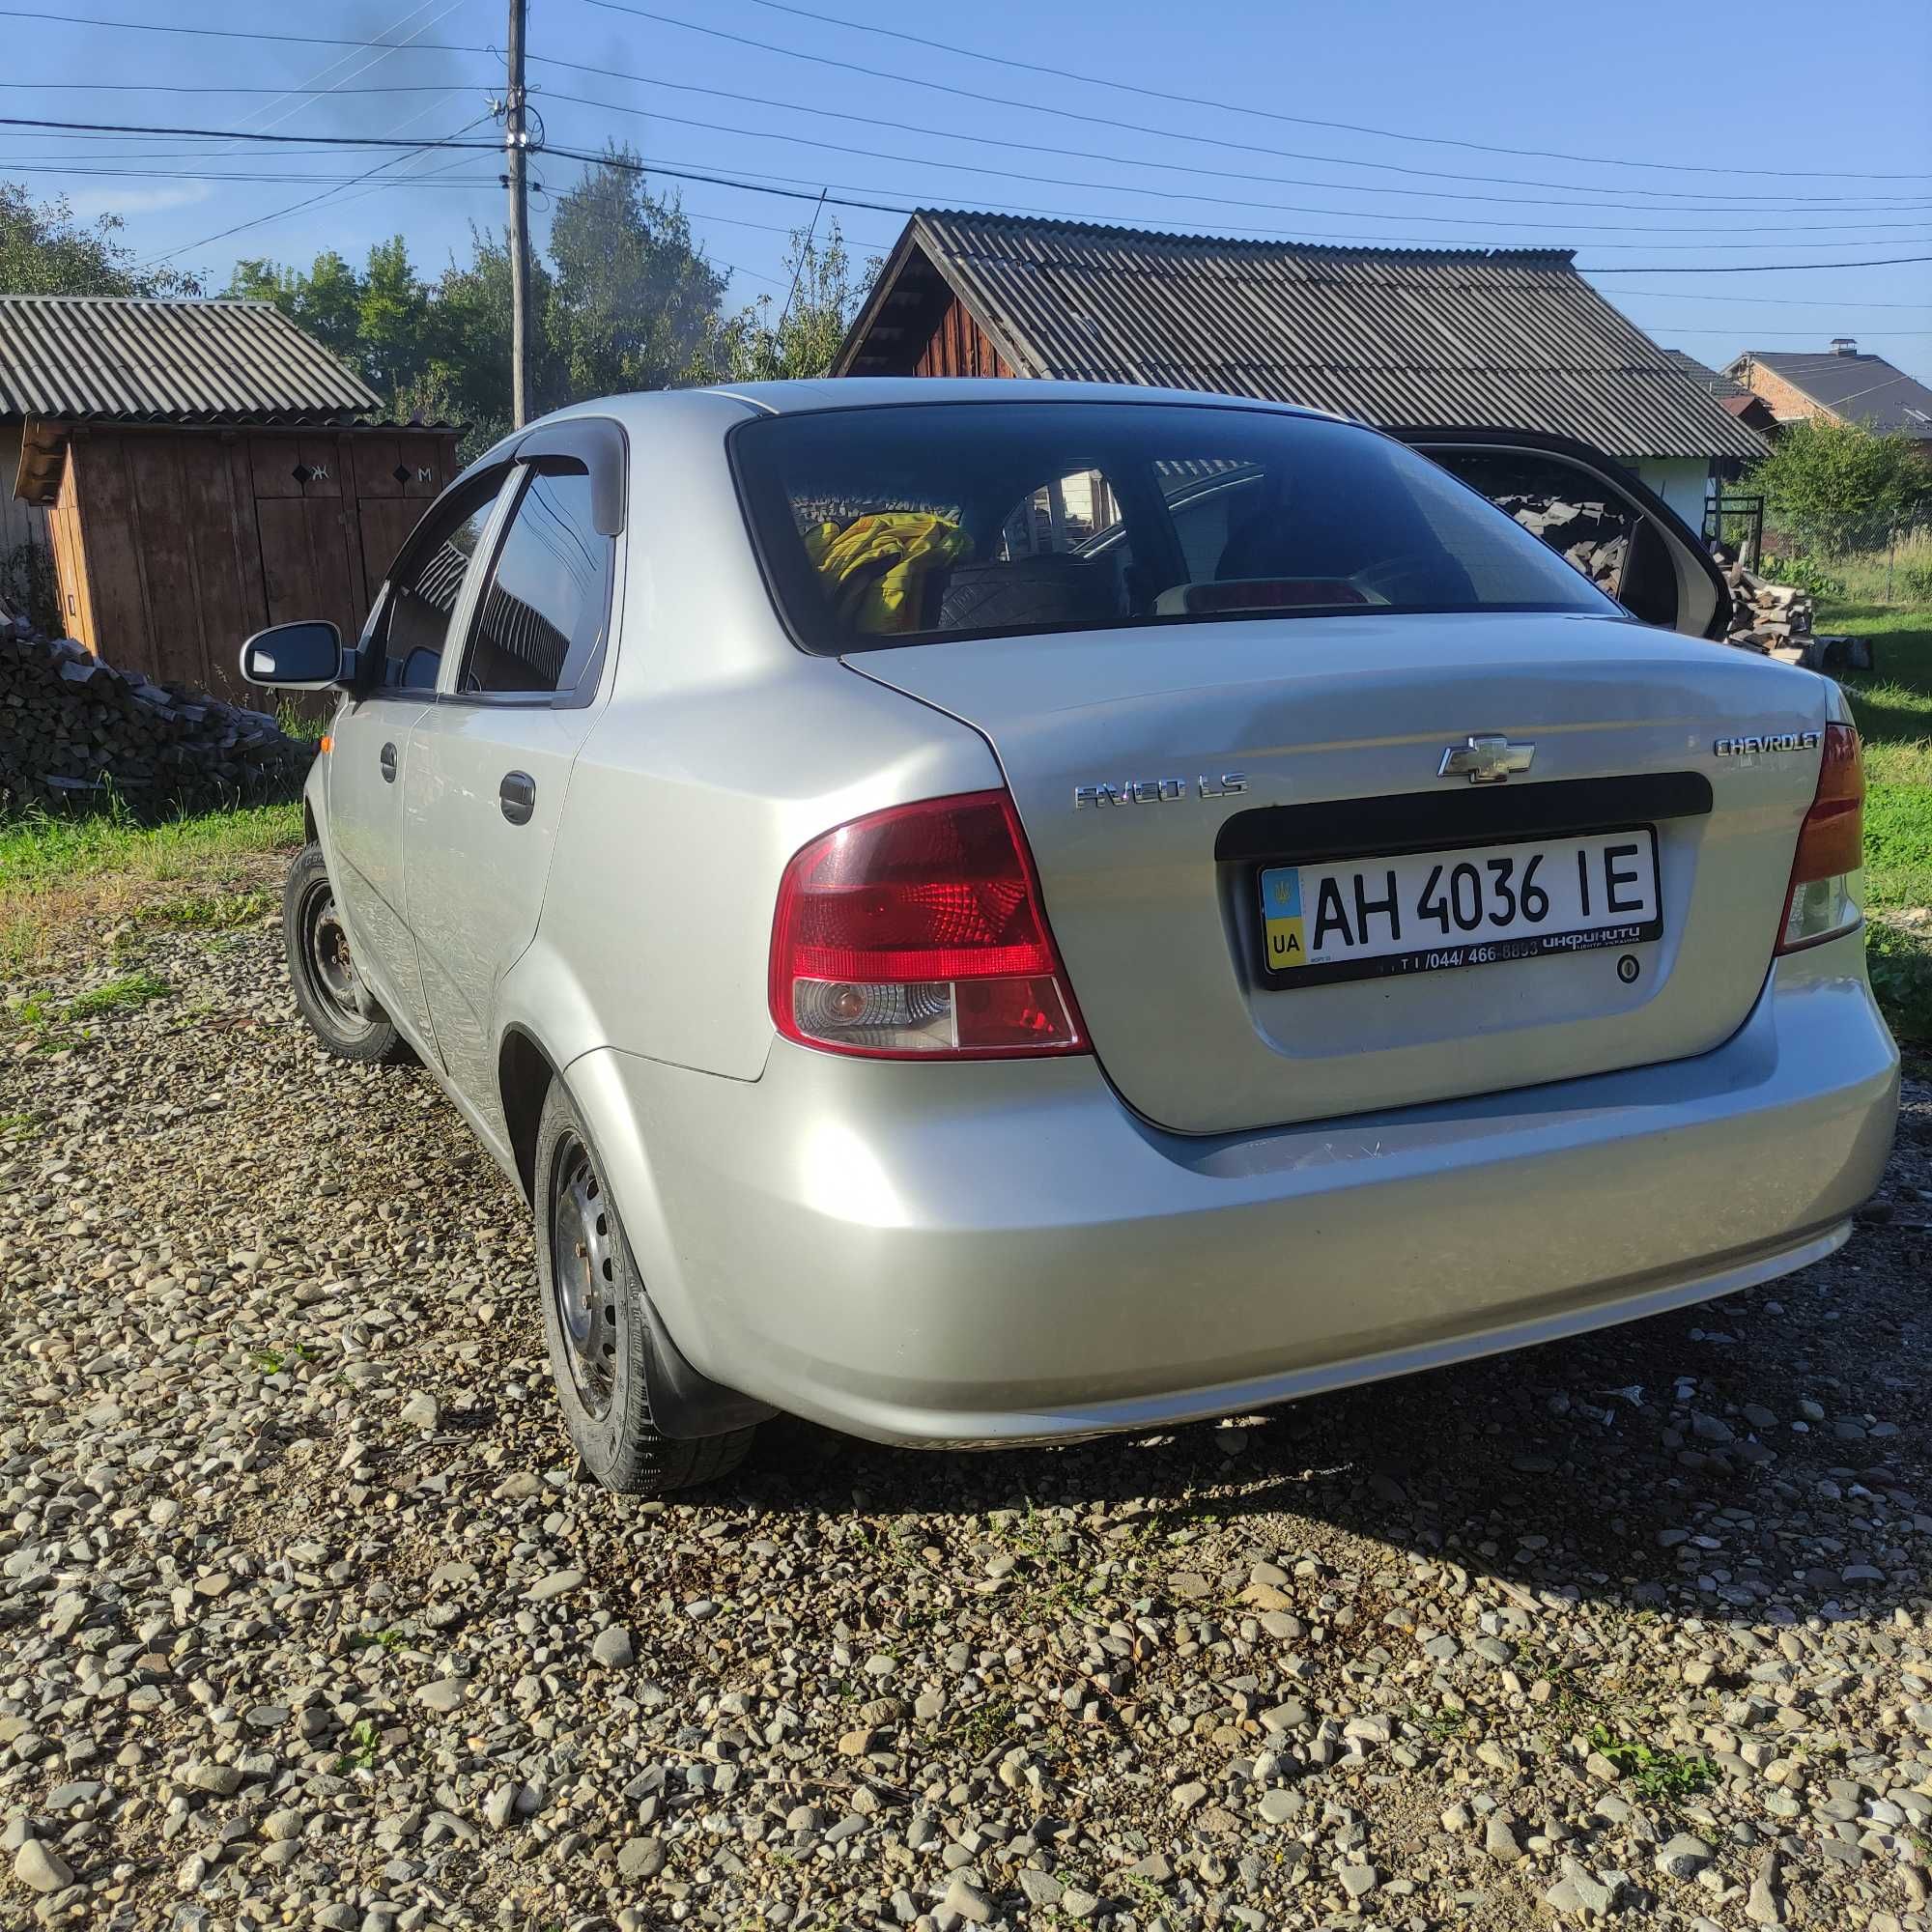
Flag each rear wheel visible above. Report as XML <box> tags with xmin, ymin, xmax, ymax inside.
<box><xmin>533</xmin><ymin>1082</ymin><xmax>755</xmax><ymax>1494</ymax></box>
<box><xmin>283</xmin><ymin>843</ymin><xmax>409</xmax><ymax>1064</ymax></box>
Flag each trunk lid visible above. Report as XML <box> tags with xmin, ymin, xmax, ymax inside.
<box><xmin>849</xmin><ymin>611</ymin><xmax>1831</xmax><ymax>1134</ymax></box>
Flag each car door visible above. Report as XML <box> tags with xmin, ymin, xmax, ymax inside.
<box><xmin>402</xmin><ymin>419</ymin><xmax>623</xmax><ymax>1135</ymax></box>
<box><xmin>1391</xmin><ymin>427</ymin><xmax>1730</xmax><ymax>639</ymax></box>
<box><xmin>325</xmin><ymin>467</ymin><xmax>513</xmax><ymax>1052</ymax></box>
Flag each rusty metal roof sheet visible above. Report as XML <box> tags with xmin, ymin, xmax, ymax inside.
<box><xmin>0</xmin><ymin>294</ymin><xmax>384</xmax><ymax>426</ymax></box>
<box><xmin>837</xmin><ymin>212</ymin><xmax>1766</xmax><ymax>462</ymax></box>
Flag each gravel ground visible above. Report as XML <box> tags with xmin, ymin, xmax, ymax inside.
<box><xmin>3</xmin><ymin>880</ymin><xmax>1930</xmax><ymax>1932</ymax></box>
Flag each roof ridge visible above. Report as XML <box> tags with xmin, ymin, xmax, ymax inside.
<box><xmin>912</xmin><ymin>207</ymin><xmax>1577</xmax><ymax>266</ymax></box>
<box><xmin>0</xmin><ymin>293</ymin><xmax>281</xmax><ymax>309</ymax></box>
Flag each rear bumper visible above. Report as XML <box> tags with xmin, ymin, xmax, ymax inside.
<box><xmin>572</xmin><ymin>932</ymin><xmax>1897</xmax><ymax>1447</ymax></box>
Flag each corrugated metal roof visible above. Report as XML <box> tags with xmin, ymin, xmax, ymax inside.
<box><xmin>1736</xmin><ymin>349</ymin><xmax>1932</xmax><ymax>440</ymax></box>
<box><xmin>0</xmin><ymin>294</ymin><xmax>384</xmax><ymax>426</ymax></box>
<box><xmin>838</xmin><ymin>212</ymin><xmax>1766</xmax><ymax>462</ymax></box>
<box><xmin>1664</xmin><ymin>348</ymin><xmax>1752</xmax><ymax>404</ymax></box>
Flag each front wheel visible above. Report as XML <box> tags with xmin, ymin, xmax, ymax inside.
<box><xmin>533</xmin><ymin>1082</ymin><xmax>755</xmax><ymax>1494</ymax></box>
<box><xmin>282</xmin><ymin>843</ymin><xmax>410</xmax><ymax>1064</ymax></box>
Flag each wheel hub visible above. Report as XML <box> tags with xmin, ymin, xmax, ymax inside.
<box><xmin>303</xmin><ymin>888</ymin><xmax>370</xmax><ymax>1031</ymax></box>
<box><xmin>551</xmin><ymin>1138</ymin><xmax>617</xmax><ymax>1420</ymax></box>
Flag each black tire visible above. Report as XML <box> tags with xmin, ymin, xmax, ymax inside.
<box><xmin>533</xmin><ymin>1081</ymin><xmax>755</xmax><ymax>1494</ymax></box>
<box><xmin>282</xmin><ymin>843</ymin><xmax>411</xmax><ymax>1065</ymax></box>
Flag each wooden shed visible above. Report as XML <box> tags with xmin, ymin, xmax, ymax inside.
<box><xmin>1</xmin><ymin>295</ymin><xmax>461</xmax><ymax>700</ymax></box>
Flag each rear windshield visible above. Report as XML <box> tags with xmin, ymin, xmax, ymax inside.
<box><xmin>731</xmin><ymin>400</ymin><xmax>1620</xmax><ymax>653</ymax></box>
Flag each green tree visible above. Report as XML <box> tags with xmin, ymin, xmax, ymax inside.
<box><xmin>417</xmin><ymin>225</ymin><xmax>559</xmax><ymax>459</ymax></box>
<box><xmin>228</xmin><ymin>251</ymin><xmax>361</xmax><ymax>366</ymax></box>
<box><xmin>1</xmin><ymin>183</ymin><xmax>200</xmax><ymax>297</ymax></box>
<box><xmin>356</xmin><ymin>237</ymin><xmax>429</xmax><ymax>398</ymax></box>
<box><xmin>1747</xmin><ymin>415</ymin><xmax>1932</xmax><ymax>557</ymax></box>
<box><xmin>545</xmin><ymin>146</ymin><xmax>728</xmax><ymax>398</ymax></box>
<box><xmin>724</xmin><ymin>220</ymin><xmax>870</xmax><ymax>382</ymax></box>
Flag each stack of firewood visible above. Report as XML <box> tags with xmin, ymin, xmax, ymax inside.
<box><xmin>1492</xmin><ymin>495</ymin><xmax>1630</xmax><ymax>596</ymax></box>
<box><xmin>1721</xmin><ymin>563</ymin><xmax>1815</xmax><ymax>660</ymax></box>
<box><xmin>0</xmin><ymin>634</ymin><xmax>313</xmax><ymax>816</ymax></box>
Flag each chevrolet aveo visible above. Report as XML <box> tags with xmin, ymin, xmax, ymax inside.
<box><xmin>242</xmin><ymin>380</ymin><xmax>1899</xmax><ymax>1493</ymax></box>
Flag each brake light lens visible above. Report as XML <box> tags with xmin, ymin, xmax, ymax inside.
<box><xmin>770</xmin><ymin>790</ymin><xmax>1088</xmax><ymax>1057</ymax></box>
<box><xmin>1776</xmin><ymin>722</ymin><xmax>1864</xmax><ymax>954</ymax></box>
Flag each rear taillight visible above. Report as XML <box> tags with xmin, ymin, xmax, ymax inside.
<box><xmin>1776</xmin><ymin>721</ymin><xmax>1864</xmax><ymax>954</ymax></box>
<box><xmin>770</xmin><ymin>789</ymin><xmax>1088</xmax><ymax>1058</ymax></box>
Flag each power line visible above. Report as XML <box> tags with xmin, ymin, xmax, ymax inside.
<box><xmin>1649</xmin><ymin>326</ymin><xmax>1932</xmax><ymax>338</ymax></box>
<box><xmin>530</xmin><ymin>98</ymin><xmax>1932</xmax><ymax>238</ymax></box>
<box><xmin>0</xmin><ymin>163</ymin><xmax>498</xmax><ymax>185</ymax></box>
<box><xmin>11</xmin><ymin>102</ymin><xmax>1928</xmax><ymax>270</ymax></box>
<box><xmin>1588</xmin><ymin>253</ymin><xmax>1932</xmax><ymax>274</ymax></box>
<box><xmin>1606</xmin><ymin>289</ymin><xmax>1932</xmax><ymax>309</ymax></box>
<box><xmin>539</xmin><ymin>144</ymin><xmax>1932</xmax><ymax>272</ymax></box>
<box><xmin>0</xmin><ymin>8</ymin><xmax>496</xmax><ymax>53</ymax></box>
<box><xmin>0</xmin><ymin>113</ymin><xmax>498</xmax><ymax>150</ymax></box>
<box><xmin>0</xmin><ymin>80</ymin><xmax>481</xmax><ymax>95</ymax></box>
<box><xmin>231</xmin><ymin>0</ymin><xmax>462</xmax><ymax>147</ymax></box>
<box><xmin>736</xmin><ymin>0</ymin><xmax>1932</xmax><ymax>187</ymax></box>
<box><xmin>514</xmin><ymin>48</ymin><xmax>1932</xmax><ymax>209</ymax></box>
<box><xmin>5</xmin><ymin>6</ymin><xmax>1923</xmax><ymax>208</ymax></box>
<box><xmin>530</xmin><ymin>88</ymin><xmax>1932</xmax><ymax>223</ymax></box>
<box><xmin>143</xmin><ymin>108</ymin><xmax>497</xmax><ymax>268</ymax></box>
<box><xmin>582</xmin><ymin>0</ymin><xmax>1932</xmax><ymax>185</ymax></box>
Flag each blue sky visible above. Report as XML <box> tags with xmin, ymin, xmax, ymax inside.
<box><xmin>8</xmin><ymin>0</ymin><xmax>1930</xmax><ymax>383</ymax></box>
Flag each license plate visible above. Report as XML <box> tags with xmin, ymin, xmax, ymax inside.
<box><xmin>1258</xmin><ymin>827</ymin><xmax>1662</xmax><ymax>988</ymax></box>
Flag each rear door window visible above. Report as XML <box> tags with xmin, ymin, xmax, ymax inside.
<box><xmin>733</xmin><ymin>401</ymin><xmax>1617</xmax><ymax>653</ymax></box>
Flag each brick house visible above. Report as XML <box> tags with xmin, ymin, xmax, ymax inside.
<box><xmin>1723</xmin><ymin>341</ymin><xmax>1932</xmax><ymax>451</ymax></box>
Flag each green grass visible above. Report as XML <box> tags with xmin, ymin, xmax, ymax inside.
<box><xmin>63</xmin><ymin>971</ymin><xmax>170</xmax><ymax>1019</ymax></box>
<box><xmin>0</xmin><ymin>799</ymin><xmax>301</xmax><ymax>894</ymax></box>
<box><xmin>0</xmin><ymin>798</ymin><xmax>300</xmax><ymax>976</ymax></box>
<box><xmin>1820</xmin><ymin>601</ymin><xmax>1932</xmax><ymax>1045</ymax></box>
<box><xmin>133</xmin><ymin>889</ymin><xmax>276</xmax><ymax>931</ymax></box>
<box><xmin>1815</xmin><ymin>531</ymin><xmax>1932</xmax><ymax>607</ymax></box>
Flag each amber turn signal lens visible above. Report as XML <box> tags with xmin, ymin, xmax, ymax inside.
<box><xmin>319</xmin><ymin>734</ymin><xmax>332</xmax><ymax>754</ymax></box>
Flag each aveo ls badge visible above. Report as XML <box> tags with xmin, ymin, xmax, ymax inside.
<box><xmin>1074</xmin><ymin>773</ymin><xmax>1247</xmax><ymax>809</ymax></box>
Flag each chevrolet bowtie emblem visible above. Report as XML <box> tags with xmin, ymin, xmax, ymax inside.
<box><xmin>1439</xmin><ymin>734</ymin><xmax>1535</xmax><ymax>783</ymax></box>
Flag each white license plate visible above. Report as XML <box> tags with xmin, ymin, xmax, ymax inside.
<box><xmin>1259</xmin><ymin>826</ymin><xmax>1662</xmax><ymax>988</ymax></box>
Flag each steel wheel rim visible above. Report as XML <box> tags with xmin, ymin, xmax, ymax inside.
<box><xmin>550</xmin><ymin>1133</ymin><xmax>618</xmax><ymax>1421</ymax></box>
<box><xmin>301</xmin><ymin>882</ymin><xmax>372</xmax><ymax>1035</ymax></box>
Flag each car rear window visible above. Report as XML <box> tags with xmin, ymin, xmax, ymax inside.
<box><xmin>730</xmin><ymin>400</ymin><xmax>1619</xmax><ymax>653</ymax></box>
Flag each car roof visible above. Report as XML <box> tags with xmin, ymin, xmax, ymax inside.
<box><xmin>465</xmin><ymin>379</ymin><xmax>1349</xmax><ymax>484</ymax></box>
<box><xmin>695</xmin><ymin>376</ymin><xmax>1337</xmax><ymax>419</ymax></box>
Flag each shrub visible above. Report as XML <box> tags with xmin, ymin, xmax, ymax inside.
<box><xmin>1759</xmin><ymin>554</ymin><xmax>1846</xmax><ymax>599</ymax></box>
<box><xmin>1746</xmin><ymin>417</ymin><xmax>1932</xmax><ymax>559</ymax></box>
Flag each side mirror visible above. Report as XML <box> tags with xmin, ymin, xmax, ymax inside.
<box><xmin>240</xmin><ymin>620</ymin><xmax>346</xmax><ymax>690</ymax></box>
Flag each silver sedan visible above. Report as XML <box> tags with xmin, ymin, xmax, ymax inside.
<box><xmin>242</xmin><ymin>379</ymin><xmax>1898</xmax><ymax>1493</ymax></box>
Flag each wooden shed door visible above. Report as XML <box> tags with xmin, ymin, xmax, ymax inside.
<box><xmin>250</xmin><ymin>436</ymin><xmax>366</xmax><ymax>641</ymax></box>
<box><xmin>351</xmin><ymin>433</ymin><xmax>453</xmax><ymax>606</ymax></box>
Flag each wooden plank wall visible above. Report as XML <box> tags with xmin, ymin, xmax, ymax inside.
<box><xmin>0</xmin><ymin>427</ymin><xmax>50</xmax><ymax>557</ymax></box>
<box><xmin>48</xmin><ymin>425</ymin><xmax>461</xmax><ymax>700</ymax></box>
<box><xmin>912</xmin><ymin>294</ymin><xmax>1014</xmax><ymax>379</ymax></box>
<box><xmin>44</xmin><ymin>450</ymin><xmax>94</xmax><ymax>649</ymax></box>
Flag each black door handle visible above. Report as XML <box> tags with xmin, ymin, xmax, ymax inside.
<box><xmin>499</xmin><ymin>771</ymin><xmax>536</xmax><ymax>825</ymax></box>
<box><xmin>379</xmin><ymin>741</ymin><xmax>397</xmax><ymax>783</ymax></box>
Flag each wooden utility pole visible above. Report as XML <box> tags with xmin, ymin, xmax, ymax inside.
<box><xmin>505</xmin><ymin>0</ymin><xmax>530</xmax><ymax>428</ymax></box>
